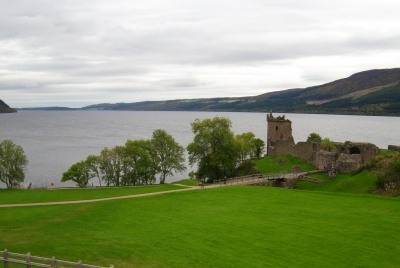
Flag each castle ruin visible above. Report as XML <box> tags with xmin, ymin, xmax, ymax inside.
<box><xmin>266</xmin><ymin>112</ymin><xmax>380</xmax><ymax>174</ymax></box>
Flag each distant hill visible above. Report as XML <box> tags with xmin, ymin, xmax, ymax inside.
<box><xmin>81</xmin><ymin>68</ymin><xmax>400</xmax><ymax>116</ymax></box>
<box><xmin>0</xmin><ymin>99</ymin><xmax>17</xmax><ymax>113</ymax></box>
<box><xmin>18</xmin><ymin>68</ymin><xmax>400</xmax><ymax>116</ymax></box>
<box><xmin>18</xmin><ymin>107</ymin><xmax>77</xmax><ymax>111</ymax></box>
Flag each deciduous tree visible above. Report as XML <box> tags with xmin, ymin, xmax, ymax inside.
<box><xmin>253</xmin><ymin>138</ymin><xmax>265</xmax><ymax>159</ymax></box>
<box><xmin>236</xmin><ymin>132</ymin><xmax>256</xmax><ymax>160</ymax></box>
<box><xmin>151</xmin><ymin>129</ymin><xmax>186</xmax><ymax>184</ymax></box>
<box><xmin>0</xmin><ymin>140</ymin><xmax>28</xmax><ymax>188</ymax></box>
<box><xmin>307</xmin><ymin>133</ymin><xmax>322</xmax><ymax>143</ymax></box>
<box><xmin>187</xmin><ymin>117</ymin><xmax>239</xmax><ymax>182</ymax></box>
<box><xmin>235</xmin><ymin>133</ymin><xmax>265</xmax><ymax>160</ymax></box>
<box><xmin>124</xmin><ymin>139</ymin><xmax>157</xmax><ymax>185</ymax></box>
<box><xmin>61</xmin><ymin>160</ymin><xmax>92</xmax><ymax>187</ymax></box>
<box><xmin>86</xmin><ymin>155</ymin><xmax>102</xmax><ymax>186</ymax></box>
<box><xmin>98</xmin><ymin>146</ymin><xmax>125</xmax><ymax>186</ymax></box>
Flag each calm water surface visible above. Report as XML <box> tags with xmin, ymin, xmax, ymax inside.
<box><xmin>0</xmin><ymin>111</ymin><xmax>399</xmax><ymax>188</ymax></box>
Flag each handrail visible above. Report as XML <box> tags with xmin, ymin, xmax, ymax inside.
<box><xmin>212</xmin><ymin>171</ymin><xmax>311</xmax><ymax>186</ymax></box>
<box><xmin>0</xmin><ymin>249</ymin><xmax>113</xmax><ymax>268</ymax></box>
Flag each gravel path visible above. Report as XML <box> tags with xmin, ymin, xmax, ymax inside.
<box><xmin>0</xmin><ymin>184</ymin><xmax>222</xmax><ymax>208</ymax></box>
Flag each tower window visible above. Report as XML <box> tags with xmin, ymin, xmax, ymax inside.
<box><xmin>276</xmin><ymin>126</ymin><xmax>278</xmax><ymax>130</ymax></box>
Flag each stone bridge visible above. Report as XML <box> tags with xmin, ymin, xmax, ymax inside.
<box><xmin>214</xmin><ymin>171</ymin><xmax>323</xmax><ymax>189</ymax></box>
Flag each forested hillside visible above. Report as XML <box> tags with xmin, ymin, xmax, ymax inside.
<box><xmin>81</xmin><ymin>68</ymin><xmax>400</xmax><ymax>116</ymax></box>
<box><xmin>19</xmin><ymin>68</ymin><xmax>400</xmax><ymax>116</ymax></box>
<box><xmin>0</xmin><ymin>99</ymin><xmax>16</xmax><ymax>113</ymax></box>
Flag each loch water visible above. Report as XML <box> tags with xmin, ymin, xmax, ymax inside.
<box><xmin>0</xmin><ymin>110</ymin><xmax>399</xmax><ymax>188</ymax></box>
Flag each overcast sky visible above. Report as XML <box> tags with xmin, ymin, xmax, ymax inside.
<box><xmin>1</xmin><ymin>0</ymin><xmax>399</xmax><ymax>108</ymax></box>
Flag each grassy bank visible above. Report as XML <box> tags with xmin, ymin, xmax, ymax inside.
<box><xmin>295</xmin><ymin>171</ymin><xmax>378</xmax><ymax>194</ymax></box>
<box><xmin>254</xmin><ymin>154</ymin><xmax>382</xmax><ymax>195</ymax></box>
<box><xmin>254</xmin><ymin>154</ymin><xmax>316</xmax><ymax>174</ymax></box>
<box><xmin>1</xmin><ymin>186</ymin><xmax>399</xmax><ymax>267</ymax></box>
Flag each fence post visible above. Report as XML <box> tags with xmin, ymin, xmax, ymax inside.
<box><xmin>78</xmin><ymin>260</ymin><xmax>82</xmax><ymax>268</ymax></box>
<box><xmin>26</xmin><ymin>252</ymin><xmax>31</xmax><ymax>268</ymax></box>
<box><xmin>51</xmin><ymin>256</ymin><xmax>56</xmax><ymax>268</ymax></box>
<box><xmin>4</xmin><ymin>249</ymin><xmax>8</xmax><ymax>268</ymax></box>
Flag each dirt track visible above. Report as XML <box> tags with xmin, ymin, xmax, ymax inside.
<box><xmin>0</xmin><ymin>184</ymin><xmax>222</xmax><ymax>208</ymax></box>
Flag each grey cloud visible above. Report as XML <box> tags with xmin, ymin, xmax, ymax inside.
<box><xmin>1</xmin><ymin>0</ymin><xmax>399</xmax><ymax>107</ymax></box>
<box><xmin>154</xmin><ymin>77</ymin><xmax>207</xmax><ymax>88</ymax></box>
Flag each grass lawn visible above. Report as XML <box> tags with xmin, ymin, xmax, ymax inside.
<box><xmin>380</xmin><ymin>149</ymin><xmax>399</xmax><ymax>157</ymax></box>
<box><xmin>0</xmin><ymin>184</ymin><xmax>184</xmax><ymax>205</ymax></box>
<box><xmin>171</xmin><ymin>179</ymin><xmax>201</xmax><ymax>186</ymax></box>
<box><xmin>171</xmin><ymin>179</ymin><xmax>211</xmax><ymax>187</ymax></box>
<box><xmin>294</xmin><ymin>171</ymin><xmax>378</xmax><ymax>194</ymax></box>
<box><xmin>254</xmin><ymin>154</ymin><xmax>316</xmax><ymax>174</ymax></box>
<box><xmin>1</xmin><ymin>186</ymin><xmax>400</xmax><ymax>267</ymax></box>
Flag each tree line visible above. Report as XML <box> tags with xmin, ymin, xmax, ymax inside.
<box><xmin>1</xmin><ymin>116</ymin><xmax>265</xmax><ymax>188</ymax></box>
<box><xmin>61</xmin><ymin>129</ymin><xmax>186</xmax><ymax>187</ymax></box>
<box><xmin>62</xmin><ymin>116</ymin><xmax>265</xmax><ymax>187</ymax></box>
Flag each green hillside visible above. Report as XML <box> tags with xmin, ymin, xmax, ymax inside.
<box><xmin>317</xmin><ymin>83</ymin><xmax>400</xmax><ymax>114</ymax></box>
<box><xmin>253</xmin><ymin>154</ymin><xmax>378</xmax><ymax>195</ymax></box>
<box><xmin>253</xmin><ymin>154</ymin><xmax>316</xmax><ymax>174</ymax></box>
<box><xmin>79</xmin><ymin>68</ymin><xmax>400</xmax><ymax>116</ymax></box>
<box><xmin>17</xmin><ymin>68</ymin><xmax>400</xmax><ymax>116</ymax></box>
<box><xmin>298</xmin><ymin>68</ymin><xmax>400</xmax><ymax>100</ymax></box>
<box><xmin>0</xmin><ymin>99</ymin><xmax>17</xmax><ymax>113</ymax></box>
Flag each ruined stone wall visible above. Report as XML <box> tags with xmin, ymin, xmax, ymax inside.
<box><xmin>291</xmin><ymin>165</ymin><xmax>303</xmax><ymax>173</ymax></box>
<box><xmin>361</xmin><ymin>145</ymin><xmax>380</xmax><ymax>165</ymax></box>
<box><xmin>335</xmin><ymin>141</ymin><xmax>380</xmax><ymax>165</ymax></box>
<box><xmin>388</xmin><ymin>145</ymin><xmax>400</xmax><ymax>153</ymax></box>
<box><xmin>315</xmin><ymin>150</ymin><xmax>337</xmax><ymax>170</ymax></box>
<box><xmin>294</xmin><ymin>141</ymin><xmax>320</xmax><ymax>165</ymax></box>
<box><xmin>336</xmin><ymin>154</ymin><xmax>362</xmax><ymax>173</ymax></box>
<box><xmin>271</xmin><ymin>139</ymin><xmax>296</xmax><ymax>156</ymax></box>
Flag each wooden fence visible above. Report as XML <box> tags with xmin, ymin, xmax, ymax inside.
<box><xmin>0</xmin><ymin>249</ymin><xmax>113</xmax><ymax>268</ymax></box>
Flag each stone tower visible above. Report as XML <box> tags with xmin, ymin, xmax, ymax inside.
<box><xmin>266</xmin><ymin>112</ymin><xmax>295</xmax><ymax>156</ymax></box>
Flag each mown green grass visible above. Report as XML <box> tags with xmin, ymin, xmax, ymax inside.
<box><xmin>1</xmin><ymin>186</ymin><xmax>400</xmax><ymax>267</ymax></box>
<box><xmin>171</xmin><ymin>179</ymin><xmax>200</xmax><ymax>186</ymax></box>
<box><xmin>380</xmin><ymin>149</ymin><xmax>399</xmax><ymax>157</ymax></box>
<box><xmin>254</xmin><ymin>154</ymin><xmax>316</xmax><ymax>174</ymax></box>
<box><xmin>294</xmin><ymin>171</ymin><xmax>378</xmax><ymax>194</ymax></box>
<box><xmin>171</xmin><ymin>179</ymin><xmax>211</xmax><ymax>187</ymax></box>
<box><xmin>0</xmin><ymin>184</ymin><xmax>184</xmax><ymax>205</ymax></box>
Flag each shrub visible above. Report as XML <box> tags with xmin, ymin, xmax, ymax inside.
<box><xmin>307</xmin><ymin>133</ymin><xmax>322</xmax><ymax>143</ymax></box>
<box><xmin>321</xmin><ymin>138</ymin><xmax>336</xmax><ymax>150</ymax></box>
<box><xmin>374</xmin><ymin>156</ymin><xmax>400</xmax><ymax>192</ymax></box>
<box><xmin>234</xmin><ymin>160</ymin><xmax>259</xmax><ymax>177</ymax></box>
<box><xmin>365</xmin><ymin>155</ymin><xmax>384</xmax><ymax>170</ymax></box>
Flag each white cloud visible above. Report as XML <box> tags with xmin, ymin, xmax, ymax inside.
<box><xmin>0</xmin><ymin>0</ymin><xmax>399</xmax><ymax>107</ymax></box>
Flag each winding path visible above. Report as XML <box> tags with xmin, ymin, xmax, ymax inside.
<box><xmin>0</xmin><ymin>184</ymin><xmax>222</xmax><ymax>208</ymax></box>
